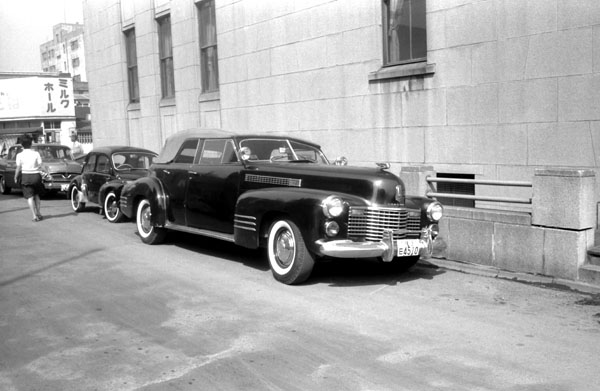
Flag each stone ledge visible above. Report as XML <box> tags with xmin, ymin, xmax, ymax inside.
<box><xmin>369</xmin><ymin>62</ymin><xmax>436</xmax><ymax>82</ymax></box>
<box><xmin>444</xmin><ymin>206</ymin><xmax>531</xmax><ymax>225</ymax></box>
<box><xmin>535</xmin><ymin>167</ymin><xmax>596</xmax><ymax>177</ymax></box>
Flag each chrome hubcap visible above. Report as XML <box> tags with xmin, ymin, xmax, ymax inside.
<box><xmin>141</xmin><ymin>205</ymin><xmax>152</xmax><ymax>233</ymax></box>
<box><xmin>275</xmin><ymin>229</ymin><xmax>295</xmax><ymax>267</ymax></box>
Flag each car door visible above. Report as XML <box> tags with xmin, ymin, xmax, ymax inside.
<box><xmin>185</xmin><ymin>138</ymin><xmax>241</xmax><ymax>233</ymax></box>
<box><xmin>3</xmin><ymin>147</ymin><xmax>22</xmax><ymax>188</ymax></box>
<box><xmin>154</xmin><ymin>138</ymin><xmax>199</xmax><ymax>225</ymax></box>
<box><xmin>86</xmin><ymin>153</ymin><xmax>111</xmax><ymax>204</ymax></box>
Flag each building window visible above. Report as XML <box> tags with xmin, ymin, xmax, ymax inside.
<box><xmin>72</xmin><ymin>58</ymin><xmax>80</xmax><ymax>67</ymax></box>
<box><xmin>382</xmin><ymin>0</ymin><xmax>427</xmax><ymax>66</ymax></box>
<box><xmin>71</xmin><ymin>40</ymin><xmax>79</xmax><ymax>50</ymax></box>
<box><xmin>124</xmin><ymin>28</ymin><xmax>140</xmax><ymax>103</ymax></box>
<box><xmin>198</xmin><ymin>0</ymin><xmax>219</xmax><ymax>93</ymax></box>
<box><xmin>157</xmin><ymin>15</ymin><xmax>175</xmax><ymax>98</ymax></box>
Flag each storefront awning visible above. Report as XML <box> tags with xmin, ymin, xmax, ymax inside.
<box><xmin>0</xmin><ymin>127</ymin><xmax>43</xmax><ymax>136</ymax></box>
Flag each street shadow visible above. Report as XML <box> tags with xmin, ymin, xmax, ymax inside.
<box><xmin>0</xmin><ymin>206</ymin><xmax>30</xmax><ymax>214</ymax></box>
<box><xmin>0</xmin><ymin>247</ymin><xmax>105</xmax><ymax>288</ymax></box>
<box><xmin>150</xmin><ymin>230</ymin><xmax>446</xmax><ymax>286</ymax></box>
<box><xmin>39</xmin><ymin>211</ymin><xmax>79</xmax><ymax>220</ymax></box>
<box><xmin>308</xmin><ymin>258</ymin><xmax>446</xmax><ymax>287</ymax></box>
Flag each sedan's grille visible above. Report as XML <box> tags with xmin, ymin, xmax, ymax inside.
<box><xmin>348</xmin><ymin>206</ymin><xmax>421</xmax><ymax>241</ymax></box>
<box><xmin>47</xmin><ymin>173</ymin><xmax>77</xmax><ymax>182</ymax></box>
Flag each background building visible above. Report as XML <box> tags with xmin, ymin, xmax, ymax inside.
<box><xmin>40</xmin><ymin>23</ymin><xmax>87</xmax><ymax>82</ymax></box>
<box><xmin>0</xmin><ymin>72</ymin><xmax>75</xmax><ymax>151</ymax></box>
<box><xmin>81</xmin><ymin>0</ymin><xmax>600</xmax><ymax>215</ymax></box>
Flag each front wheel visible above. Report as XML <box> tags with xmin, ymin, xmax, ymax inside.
<box><xmin>70</xmin><ymin>184</ymin><xmax>85</xmax><ymax>212</ymax></box>
<box><xmin>0</xmin><ymin>177</ymin><xmax>11</xmax><ymax>195</ymax></box>
<box><xmin>267</xmin><ymin>219</ymin><xmax>314</xmax><ymax>285</ymax></box>
<box><xmin>104</xmin><ymin>191</ymin><xmax>124</xmax><ymax>223</ymax></box>
<box><xmin>136</xmin><ymin>199</ymin><xmax>166</xmax><ymax>244</ymax></box>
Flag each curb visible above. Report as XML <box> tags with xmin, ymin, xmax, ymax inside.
<box><xmin>420</xmin><ymin>258</ymin><xmax>600</xmax><ymax>296</ymax></box>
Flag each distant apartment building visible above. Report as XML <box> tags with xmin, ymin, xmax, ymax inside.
<box><xmin>40</xmin><ymin>23</ymin><xmax>87</xmax><ymax>82</ymax></box>
<box><xmin>81</xmin><ymin>0</ymin><xmax>600</xmax><ymax>214</ymax></box>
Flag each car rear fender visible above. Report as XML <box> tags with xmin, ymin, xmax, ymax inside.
<box><xmin>120</xmin><ymin>177</ymin><xmax>167</xmax><ymax>226</ymax></box>
<box><xmin>234</xmin><ymin>187</ymin><xmax>342</xmax><ymax>251</ymax></box>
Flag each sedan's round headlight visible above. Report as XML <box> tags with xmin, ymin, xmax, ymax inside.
<box><xmin>322</xmin><ymin>196</ymin><xmax>344</xmax><ymax>218</ymax></box>
<box><xmin>427</xmin><ymin>201</ymin><xmax>443</xmax><ymax>222</ymax></box>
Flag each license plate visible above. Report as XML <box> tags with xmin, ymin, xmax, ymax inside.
<box><xmin>60</xmin><ymin>184</ymin><xmax>69</xmax><ymax>192</ymax></box>
<box><xmin>396</xmin><ymin>239</ymin><xmax>421</xmax><ymax>257</ymax></box>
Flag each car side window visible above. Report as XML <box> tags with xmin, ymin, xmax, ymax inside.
<box><xmin>173</xmin><ymin>139</ymin><xmax>199</xmax><ymax>164</ymax></box>
<box><xmin>197</xmin><ymin>139</ymin><xmax>238</xmax><ymax>165</ymax></box>
<box><xmin>83</xmin><ymin>154</ymin><xmax>96</xmax><ymax>173</ymax></box>
<box><xmin>96</xmin><ymin>155</ymin><xmax>111</xmax><ymax>174</ymax></box>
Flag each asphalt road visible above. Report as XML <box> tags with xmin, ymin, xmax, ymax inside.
<box><xmin>1</xmin><ymin>193</ymin><xmax>600</xmax><ymax>391</ymax></box>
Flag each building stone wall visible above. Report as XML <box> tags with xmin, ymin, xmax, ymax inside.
<box><xmin>82</xmin><ymin>0</ymin><xmax>600</xmax><ymax>202</ymax></box>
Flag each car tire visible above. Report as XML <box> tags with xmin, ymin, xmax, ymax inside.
<box><xmin>136</xmin><ymin>199</ymin><xmax>166</xmax><ymax>244</ymax></box>
<box><xmin>104</xmin><ymin>191</ymin><xmax>124</xmax><ymax>223</ymax></box>
<box><xmin>70</xmin><ymin>184</ymin><xmax>85</xmax><ymax>212</ymax></box>
<box><xmin>267</xmin><ymin>219</ymin><xmax>314</xmax><ymax>285</ymax></box>
<box><xmin>0</xmin><ymin>176</ymin><xmax>11</xmax><ymax>195</ymax></box>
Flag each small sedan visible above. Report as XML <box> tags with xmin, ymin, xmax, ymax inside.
<box><xmin>68</xmin><ymin>146</ymin><xmax>157</xmax><ymax>222</ymax></box>
<box><xmin>0</xmin><ymin>143</ymin><xmax>81</xmax><ymax>195</ymax></box>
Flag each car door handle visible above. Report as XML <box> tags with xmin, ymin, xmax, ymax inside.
<box><xmin>163</xmin><ymin>170</ymin><xmax>171</xmax><ymax>175</ymax></box>
<box><xmin>188</xmin><ymin>171</ymin><xmax>199</xmax><ymax>176</ymax></box>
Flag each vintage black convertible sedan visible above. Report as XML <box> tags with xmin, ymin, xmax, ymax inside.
<box><xmin>119</xmin><ymin>129</ymin><xmax>443</xmax><ymax>284</ymax></box>
<box><xmin>69</xmin><ymin>146</ymin><xmax>157</xmax><ymax>222</ymax></box>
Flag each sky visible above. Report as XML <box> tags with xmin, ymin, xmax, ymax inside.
<box><xmin>0</xmin><ymin>0</ymin><xmax>84</xmax><ymax>72</ymax></box>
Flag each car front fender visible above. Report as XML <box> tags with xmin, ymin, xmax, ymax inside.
<box><xmin>119</xmin><ymin>177</ymin><xmax>167</xmax><ymax>226</ymax></box>
<box><xmin>234</xmin><ymin>187</ymin><xmax>357</xmax><ymax>252</ymax></box>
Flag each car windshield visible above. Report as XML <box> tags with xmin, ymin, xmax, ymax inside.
<box><xmin>112</xmin><ymin>152</ymin><xmax>155</xmax><ymax>170</ymax></box>
<box><xmin>34</xmin><ymin>146</ymin><xmax>73</xmax><ymax>160</ymax></box>
<box><xmin>238</xmin><ymin>138</ymin><xmax>329</xmax><ymax>164</ymax></box>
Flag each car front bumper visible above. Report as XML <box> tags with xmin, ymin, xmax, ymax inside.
<box><xmin>43</xmin><ymin>181</ymin><xmax>71</xmax><ymax>192</ymax></box>
<box><xmin>315</xmin><ymin>225</ymin><xmax>437</xmax><ymax>262</ymax></box>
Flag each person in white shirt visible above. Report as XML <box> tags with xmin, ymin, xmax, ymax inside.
<box><xmin>70</xmin><ymin>133</ymin><xmax>84</xmax><ymax>158</ymax></box>
<box><xmin>14</xmin><ymin>134</ymin><xmax>44</xmax><ymax>222</ymax></box>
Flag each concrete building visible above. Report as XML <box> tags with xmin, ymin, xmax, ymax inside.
<box><xmin>82</xmin><ymin>0</ymin><xmax>600</xmax><ymax>192</ymax></box>
<box><xmin>40</xmin><ymin>23</ymin><xmax>87</xmax><ymax>82</ymax></box>
<box><xmin>81</xmin><ymin>0</ymin><xmax>600</xmax><ymax>283</ymax></box>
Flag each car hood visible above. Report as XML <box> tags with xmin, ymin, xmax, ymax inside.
<box><xmin>243</xmin><ymin>163</ymin><xmax>405</xmax><ymax>205</ymax></box>
<box><xmin>42</xmin><ymin>160</ymin><xmax>82</xmax><ymax>174</ymax></box>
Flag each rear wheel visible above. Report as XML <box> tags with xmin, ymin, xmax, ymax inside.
<box><xmin>267</xmin><ymin>219</ymin><xmax>314</xmax><ymax>285</ymax></box>
<box><xmin>0</xmin><ymin>177</ymin><xmax>10</xmax><ymax>195</ymax></box>
<box><xmin>70</xmin><ymin>185</ymin><xmax>85</xmax><ymax>212</ymax></box>
<box><xmin>136</xmin><ymin>199</ymin><xmax>166</xmax><ymax>244</ymax></box>
<box><xmin>104</xmin><ymin>191</ymin><xmax>124</xmax><ymax>223</ymax></box>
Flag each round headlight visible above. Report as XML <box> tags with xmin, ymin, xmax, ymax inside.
<box><xmin>322</xmin><ymin>196</ymin><xmax>344</xmax><ymax>218</ymax></box>
<box><xmin>427</xmin><ymin>201</ymin><xmax>443</xmax><ymax>222</ymax></box>
<box><xmin>325</xmin><ymin>221</ymin><xmax>340</xmax><ymax>237</ymax></box>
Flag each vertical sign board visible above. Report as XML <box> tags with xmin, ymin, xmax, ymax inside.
<box><xmin>0</xmin><ymin>76</ymin><xmax>75</xmax><ymax>119</ymax></box>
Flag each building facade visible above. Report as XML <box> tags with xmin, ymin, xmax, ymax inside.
<box><xmin>82</xmin><ymin>0</ymin><xmax>600</xmax><ymax>214</ymax></box>
<box><xmin>0</xmin><ymin>72</ymin><xmax>76</xmax><ymax>151</ymax></box>
<box><xmin>40</xmin><ymin>23</ymin><xmax>87</xmax><ymax>82</ymax></box>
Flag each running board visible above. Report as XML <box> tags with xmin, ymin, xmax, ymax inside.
<box><xmin>165</xmin><ymin>223</ymin><xmax>235</xmax><ymax>243</ymax></box>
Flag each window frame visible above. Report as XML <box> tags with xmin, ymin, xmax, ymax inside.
<box><xmin>382</xmin><ymin>0</ymin><xmax>427</xmax><ymax>67</ymax></box>
<box><xmin>197</xmin><ymin>0</ymin><xmax>219</xmax><ymax>93</ymax></box>
<box><xmin>157</xmin><ymin>15</ymin><xmax>175</xmax><ymax>99</ymax></box>
<box><xmin>124</xmin><ymin>28</ymin><xmax>140</xmax><ymax>103</ymax></box>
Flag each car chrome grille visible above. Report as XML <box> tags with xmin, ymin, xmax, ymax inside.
<box><xmin>48</xmin><ymin>173</ymin><xmax>76</xmax><ymax>182</ymax></box>
<box><xmin>348</xmin><ymin>206</ymin><xmax>421</xmax><ymax>241</ymax></box>
<box><xmin>245</xmin><ymin>174</ymin><xmax>301</xmax><ymax>187</ymax></box>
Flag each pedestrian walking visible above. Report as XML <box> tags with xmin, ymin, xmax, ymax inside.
<box><xmin>69</xmin><ymin>132</ymin><xmax>84</xmax><ymax>158</ymax></box>
<box><xmin>14</xmin><ymin>134</ymin><xmax>44</xmax><ymax>222</ymax></box>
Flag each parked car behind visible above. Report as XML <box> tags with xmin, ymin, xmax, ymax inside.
<box><xmin>0</xmin><ymin>143</ymin><xmax>81</xmax><ymax>195</ymax></box>
<box><xmin>69</xmin><ymin>146</ymin><xmax>157</xmax><ymax>222</ymax></box>
<box><xmin>119</xmin><ymin>129</ymin><xmax>443</xmax><ymax>285</ymax></box>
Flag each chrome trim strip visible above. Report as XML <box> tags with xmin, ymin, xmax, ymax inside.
<box><xmin>164</xmin><ymin>223</ymin><xmax>235</xmax><ymax>242</ymax></box>
<box><xmin>234</xmin><ymin>225</ymin><xmax>256</xmax><ymax>232</ymax></box>
<box><xmin>245</xmin><ymin>174</ymin><xmax>302</xmax><ymax>188</ymax></box>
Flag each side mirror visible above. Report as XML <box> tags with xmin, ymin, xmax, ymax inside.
<box><xmin>334</xmin><ymin>156</ymin><xmax>348</xmax><ymax>166</ymax></box>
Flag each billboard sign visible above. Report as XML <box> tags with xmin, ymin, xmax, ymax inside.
<box><xmin>0</xmin><ymin>76</ymin><xmax>75</xmax><ymax>119</ymax></box>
